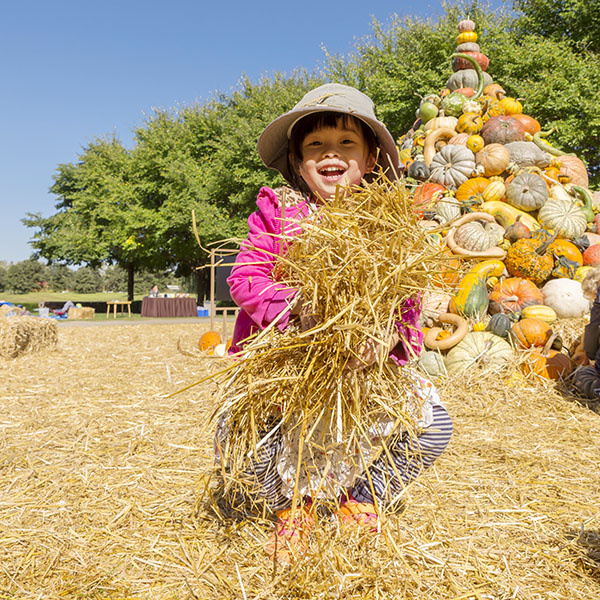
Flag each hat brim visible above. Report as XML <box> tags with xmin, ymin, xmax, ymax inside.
<box><xmin>257</xmin><ymin>106</ymin><xmax>400</xmax><ymax>186</ymax></box>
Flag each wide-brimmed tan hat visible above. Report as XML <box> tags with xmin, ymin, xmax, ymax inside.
<box><xmin>257</xmin><ymin>83</ymin><xmax>400</xmax><ymax>186</ymax></box>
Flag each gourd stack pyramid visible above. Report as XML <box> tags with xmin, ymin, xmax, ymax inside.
<box><xmin>397</xmin><ymin>18</ymin><xmax>598</xmax><ymax>387</ymax></box>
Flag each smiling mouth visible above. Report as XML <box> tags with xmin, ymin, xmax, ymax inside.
<box><xmin>318</xmin><ymin>166</ymin><xmax>346</xmax><ymax>181</ymax></box>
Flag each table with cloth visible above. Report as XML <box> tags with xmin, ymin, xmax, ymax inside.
<box><xmin>141</xmin><ymin>297</ymin><xmax>197</xmax><ymax>318</ymax></box>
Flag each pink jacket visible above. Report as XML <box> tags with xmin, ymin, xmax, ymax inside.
<box><xmin>227</xmin><ymin>187</ymin><xmax>423</xmax><ymax>364</ymax></box>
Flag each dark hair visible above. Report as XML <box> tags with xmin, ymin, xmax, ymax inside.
<box><xmin>286</xmin><ymin>112</ymin><xmax>378</xmax><ymax>193</ymax></box>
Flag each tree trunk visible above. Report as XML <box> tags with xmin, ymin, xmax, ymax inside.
<box><xmin>127</xmin><ymin>263</ymin><xmax>134</xmax><ymax>302</ymax></box>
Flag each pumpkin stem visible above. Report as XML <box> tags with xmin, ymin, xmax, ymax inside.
<box><xmin>536</xmin><ymin>232</ymin><xmax>558</xmax><ymax>256</ymax></box>
<box><xmin>542</xmin><ymin>332</ymin><xmax>557</xmax><ymax>357</ymax></box>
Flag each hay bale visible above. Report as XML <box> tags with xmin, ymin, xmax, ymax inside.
<box><xmin>67</xmin><ymin>306</ymin><xmax>95</xmax><ymax>320</ymax></box>
<box><xmin>215</xmin><ymin>176</ymin><xmax>448</xmax><ymax>502</ymax></box>
<box><xmin>0</xmin><ymin>316</ymin><xmax>58</xmax><ymax>358</ymax></box>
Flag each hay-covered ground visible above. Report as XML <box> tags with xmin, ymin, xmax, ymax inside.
<box><xmin>1</xmin><ymin>321</ymin><xmax>599</xmax><ymax>599</ymax></box>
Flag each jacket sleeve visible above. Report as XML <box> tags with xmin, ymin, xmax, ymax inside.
<box><xmin>389</xmin><ymin>296</ymin><xmax>424</xmax><ymax>366</ymax></box>
<box><xmin>227</xmin><ymin>188</ymin><xmax>299</xmax><ymax>331</ymax></box>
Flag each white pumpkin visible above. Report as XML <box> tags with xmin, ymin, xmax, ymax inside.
<box><xmin>537</xmin><ymin>197</ymin><xmax>587</xmax><ymax>239</ymax></box>
<box><xmin>445</xmin><ymin>332</ymin><xmax>513</xmax><ymax>374</ymax></box>
<box><xmin>541</xmin><ymin>279</ymin><xmax>590</xmax><ymax>319</ymax></box>
<box><xmin>429</xmin><ymin>145</ymin><xmax>476</xmax><ymax>190</ymax></box>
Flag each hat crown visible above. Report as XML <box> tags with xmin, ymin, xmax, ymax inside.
<box><xmin>293</xmin><ymin>84</ymin><xmax>376</xmax><ymax>119</ymax></box>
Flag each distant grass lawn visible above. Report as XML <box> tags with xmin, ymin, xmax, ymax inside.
<box><xmin>0</xmin><ymin>292</ymin><xmax>143</xmax><ymax>304</ymax></box>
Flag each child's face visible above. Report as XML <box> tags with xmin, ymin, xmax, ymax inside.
<box><xmin>296</xmin><ymin>120</ymin><xmax>376</xmax><ymax>201</ymax></box>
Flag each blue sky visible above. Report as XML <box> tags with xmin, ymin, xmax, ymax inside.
<box><xmin>0</xmin><ymin>0</ymin><xmax>502</xmax><ymax>264</ymax></box>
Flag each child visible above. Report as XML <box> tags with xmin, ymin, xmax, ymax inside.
<box><xmin>573</xmin><ymin>267</ymin><xmax>600</xmax><ymax>398</ymax></box>
<box><xmin>219</xmin><ymin>83</ymin><xmax>453</xmax><ymax>560</ymax></box>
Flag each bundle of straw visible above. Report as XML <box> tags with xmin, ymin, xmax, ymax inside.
<box><xmin>0</xmin><ymin>315</ymin><xmax>58</xmax><ymax>358</ymax></box>
<box><xmin>214</xmin><ymin>176</ymin><xmax>448</xmax><ymax>504</ymax></box>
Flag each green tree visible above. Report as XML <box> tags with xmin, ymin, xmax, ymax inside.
<box><xmin>102</xmin><ymin>265</ymin><xmax>128</xmax><ymax>292</ymax></box>
<box><xmin>46</xmin><ymin>264</ymin><xmax>74</xmax><ymax>292</ymax></box>
<box><xmin>23</xmin><ymin>137</ymin><xmax>161</xmax><ymax>301</ymax></box>
<box><xmin>71</xmin><ymin>266</ymin><xmax>102</xmax><ymax>293</ymax></box>
<box><xmin>513</xmin><ymin>0</ymin><xmax>600</xmax><ymax>53</ymax></box>
<box><xmin>0</xmin><ymin>262</ymin><xmax>7</xmax><ymax>293</ymax></box>
<box><xmin>5</xmin><ymin>260</ymin><xmax>47</xmax><ymax>293</ymax></box>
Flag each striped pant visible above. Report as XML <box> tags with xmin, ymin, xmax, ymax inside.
<box><xmin>223</xmin><ymin>404</ymin><xmax>453</xmax><ymax>511</ymax></box>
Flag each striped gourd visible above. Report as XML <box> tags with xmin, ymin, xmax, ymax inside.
<box><xmin>520</xmin><ymin>304</ymin><xmax>557</xmax><ymax>325</ymax></box>
<box><xmin>468</xmin><ymin>259</ymin><xmax>505</xmax><ymax>279</ymax></box>
<box><xmin>481</xmin><ymin>180</ymin><xmax>505</xmax><ymax>203</ymax></box>
<box><xmin>449</xmin><ymin>273</ymin><xmax>489</xmax><ymax>320</ymax></box>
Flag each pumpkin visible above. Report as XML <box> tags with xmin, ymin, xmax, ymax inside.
<box><xmin>520</xmin><ymin>304</ymin><xmax>557</xmax><ymax>324</ymax></box>
<box><xmin>441</xmin><ymin>92</ymin><xmax>467</xmax><ymax>117</ymax></box>
<box><xmin>479</xmin><ymin>200</ymin><xmax>540</xmax><ymax>232</ymax></box>
<box><xmin>510</xmin><ymin>114</ymin><xmax>541</xmax><ymax>135</ymax></box>
<box><xmin>456</xmin><ymin>113</ymin><xmax>483</xmax><ymax>134</ymax></box>
<box><xmin>572</xmin><ymin>366</ymin><xmax>600</xmax><ymax>399</ymax></box>
<box><xmin>454</xmin><ymin>87</ymin><xmax>476</xmax><ymax>98</ymax></box>
<box><xmin>199</xmin><ymin>331</ymin><xmax>221</xmax><ymax>353</ymax></box>
<box><xmin>582</xmin><ymin>244</ymin><xmax>600</xmax><ymax>266</ymax></box>
<box><xmin>537</xmin><ymin>197</ymin><xmax>587</xmax><ymax>239</ymax></box>
<box><xmin>483</xmin><ymin>83</ymin><xmax>506</xmax><ymax>100</ymax></box>
<box><xmin>504</xmin><ymin>236</ymin><xmax>556</xmax><ymax>286</ymax></box>
<box><xmin>522</xmin><ymin>335</ymin><xmax>572</xmax><ymax>380</ymax></box>
<box><xmin>453</xmin><ymin>51</ymin><xmax>489</xmax><ymax>72</ymax></box>
<box><xmin>558</xmin><ymin>155</ymin><xmax>589</xmax><ymax>188</ymax></box>
<box><xmin>486</xmin><ymin>312</ymin><xmax>512</xmax><ymax>338</ymax></box>
<box><xmin>488</xmin><ymin>277</ymin><xmax>543</xmax><ymax>314</ymax></box>
<box><xmin>504</xmin><ymin>216</ymin><xmax>531</xmax><ymax>243</ymax></box>
<box><xmin>407</xmin><ymin>160</ymin><xmax>431</xmax><ymax>181</ymax></box>
<box><xmin>462</xmin><ymin>99</ymin><xmax>482</xmax><ymax>114</ymax></box>
<box><xmin>510</xmin><ymin>317</ymin><xmax>552</xmax><ymax>349</ymax></box>
<box><xmin>455</xmin><ymin>177</ymin><xmax>490</xmax><ymax>203</ymax></box>
<box><xmin>476</xmin><ymin>143</ymin><xmax>511</xmax><ymax>176</ymax></box>
<box><xmin>458</xmin><ymin>19</ymin><xmax>476</xmax><ymax>32</ymax></box>
<box><xmin>575</xmin><ymin>265</ymin><xmax>594</xmax><ymax>282</ymax></box>
<box><xmin>445</xmin><ymin>212</ymin><xmax>507</xmax><ymax>259</ymax></box>
<box><xmin>453</xmin><ymin>219</ymin><xmax>505</xmax><ymax>252</ymax></box>
<box><xmin>448</xmin><ymin>273</ymin><xmax>489</xmax><ymax>320</ymax></box>
<box><xmin>505</xmin><ymin>172</ymin><xmax>548</xmax><ymax>212</ymax></box>
<box><xmin>429</xmin><ymin>145</ymin><xmax>476</xmax><ymax>190</ymax></box>
<box><xmin>423</xmin><ymin>313</ymin><xmax>470</xmax><ymax>350</ymax></box>
<box><xmin>446</xmin><ymin>69</ymin><xmax>493</xmax><ymax>93</ymax></box>
<box><xmin>413</xmin><ymin>183</ymin><xmax>446</xmax><ymax>217</ymax></box>
<box><xmin>424</xmin><ymin>114</ymin><xmax>459</xmax><ymax>132</ymax></box>
<box><xmin>481</xmin><ymin>180</ymin><xmax>506</xmax><ymax>203</ymax></box>
<box><xmin>457</xmin><ymin>31</ymin><xmax>478</xmax><ymax>44</ymax></box>
<box><xmin>478</xmin><ymin>95</ymin><xmax>505</xmax><ymax>121</ymax></box>
<box><xmin>457</xmin><ymin>42</ymin><xmax>481</xmax><ymax>53</ymax></box>
<box><xmin>551</xmin><ymin>255</ymin><xmax>579</xmax><ymax>279</ymax></box>
<box><xmin>466</xmin><ymin>134</ymin><xmax>484</xmax><ymax>153</ymax></box>
<box><xmin>434</xmin><ymin>197</ymin><xmax>462</xmax><ymax>225</ymax></box>
<box><xmin>448</xmin><ymin>133</ymin><xmax>470</xmax><ymax>145</ymax></box>
<box><xmin>541</xmin><ymin>278</ymin><xmax>590</xmax><ymax>319</ymax></box>
<box><xmin>499</xmin><ymin>97</ymin><xmax>523</xmax><ymax>115</ymax></box>
<box><xmin>503</xmin><ymin>141</ymin><xmax>551</xmax><ymax>168</ymax></box>
<box><xmin>417</xmin><ymin>350</ymin><xmax>447</xmax><ymax>378</ymax></box>
<box><xmin>481</xmin><ymin>116</ymin><xmax>526</xmax><ymax>145</ymax></box>
<box><xmin>445</xmin><ymin>332</ymin><xmax>513</xmax><ymax>374</ymax></box>
<box><xmin>549</xmin><ymin>239</ymin><xmax>583</xmax><ymax>265</ymax></box>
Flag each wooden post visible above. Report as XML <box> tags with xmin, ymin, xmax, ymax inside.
<box><xmin>210</xmin><ymin>250</ymin><xmax>215</xmax><ymax>331</ymax></box>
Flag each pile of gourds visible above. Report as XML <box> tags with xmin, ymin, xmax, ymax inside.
<box><xmin>403</xmin><ymin>19</ymin><xmax>600</xmax><ymax>381</ymax></box>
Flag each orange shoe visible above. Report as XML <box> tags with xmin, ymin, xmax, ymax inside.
<box><xmin>265</xmin><ymin>505</ymin><xmax>314</xmax><ymax>562</ymax></box>
<box><xmin>337</xmin><ymin>496</ymin><xmax>379</xmax><ymax>533</ymax></box>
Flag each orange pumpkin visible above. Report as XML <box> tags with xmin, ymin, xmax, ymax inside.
<box><xmin>510</xmin><ymin>318</ymin><xmax>552</xmax><ymax>349</ymax></box>
<box><xmin>413</xmin><ymin>183</ymin><xmax>446</xmax><ymax>217</ymax></box>
<box><xmin>510</xmin><ymin>114</ymin><xmax>541</xmax><ymax>135</ymax></box>
<box><xmin>483</xmin><ymin>84</ymin><xmax>506</xmax><ymax>100</ymax></box>
<box><xmin>488</xmin><ymin>277</ymin><xmax>543</xmax><ymax>314</ymax></box>
<box><xmin>549</xmin><ymin>239</ymin><xmax>583</xmax><ymax>265</ymax></box>
<box><xmin>523</xmin><ymin>348</ymin><xmax>573</xmax><ymax>380</ymax></box>
<box><xmin>199</xmin><ymin>331</ymin><xmax>222</xmax><ymax>354</ymax></box>
<box><xmin>455</xmin><ymin>177</ymin><xmax>490</xmax><ymax>203</ymax></box>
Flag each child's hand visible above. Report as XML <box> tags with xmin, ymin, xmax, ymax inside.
<box><xmin>290</xmin><ymin>295</ymin><xmax>317</xmax><ymax>332</ymax></box>
<box><xmin>346</xmin><ymin>330</ymin><xmax>400</xmax><ymax>371</ymax></box>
